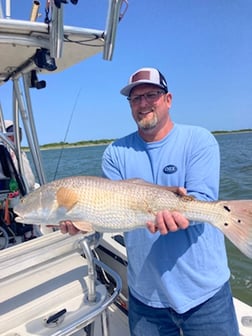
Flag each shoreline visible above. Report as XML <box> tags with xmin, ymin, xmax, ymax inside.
<box><xmin>23</xmin><ymin>142</ymin><xmax>111</xmax><ymax>152</ymax></box>
<box><xmin>23</xmin><ymin>130</ymin><xmax>252</xmax><ymax>151</ymax></box>
<box><xmin>213</xmin><ymin>130</ymin><xmax>252</xmax><ymax>136</ymax></box>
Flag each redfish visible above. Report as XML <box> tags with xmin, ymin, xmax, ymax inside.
<box><xmin>14</xmin><ymin>176</ymin><xmax>252</xmax><ymax>258</ymax></box>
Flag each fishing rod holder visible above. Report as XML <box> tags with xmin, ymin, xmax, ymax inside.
<box><xmin>79</xmin><ymin>232</ymin><xmax>102</xmax><ymax>303</ymax></box>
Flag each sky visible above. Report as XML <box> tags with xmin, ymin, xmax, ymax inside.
<box><xmin>1</xmin><ymin>0</ymin><xmax>252</xmax><ymax>146</ymax></box>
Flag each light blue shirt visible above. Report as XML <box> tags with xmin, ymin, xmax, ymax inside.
<box><xmin>102</xmin><ymin>123</ymin><xmax>230</xmax><ymax>313</ymax></box>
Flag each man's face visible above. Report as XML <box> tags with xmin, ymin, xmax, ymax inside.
<box><xmin>129</xmin><ymin>84</ymin><xmax>172</xmax><ymax>132</ymax></box>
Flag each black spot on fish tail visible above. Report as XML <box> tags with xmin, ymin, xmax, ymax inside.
<box><xmin>223</xmin><ymin>205</ymin><xmax>231</xmax><ymax>212</ymax></box>
<box><xmin>223</xmin><ymin>204</ymin><xmax>242</xmax><ymax>225</ymax></box>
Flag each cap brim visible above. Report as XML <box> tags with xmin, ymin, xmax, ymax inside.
<box><xmin>120</xmin><ymin>81</ymin><xmax>165</xmax><ymax>96</ymax></box>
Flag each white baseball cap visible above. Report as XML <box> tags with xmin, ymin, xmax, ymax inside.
<box><xmin>4</xmin><ymin>120</ymin><xmax>13</xmax><ymax>130</ymax></box>
<box><xmin>120</xmin><ymin>67</ymin><xmax>168</xmax><ymax>96</ymax></box>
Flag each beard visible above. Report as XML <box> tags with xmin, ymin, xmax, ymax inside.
<box><xmin>136</xmin><ymin>112</ymin><xmax>158</xmax><ymax>131</ymax></box>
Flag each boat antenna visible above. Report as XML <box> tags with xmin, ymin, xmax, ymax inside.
<box><xmin>53</xmin><ymin>88</ymin><xmax>82</xmax><ymax>180</ymax></box>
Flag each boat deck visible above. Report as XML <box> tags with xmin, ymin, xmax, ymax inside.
<box><xmin>0</xmin><ymin>231</ymin><xmax>129</xmax><ymax>336</ymax></box>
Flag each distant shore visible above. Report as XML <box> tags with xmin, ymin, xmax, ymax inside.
<box><xmin>39</xmin><ymin>142</ymin><xmax>111</xmax><ymax>151</ymax></box>
<box><xmin>212</xmin><ymin>129</ymin><xmax>252</xmax><ymax>135</ymax></box>
<box><xmin>23</xmin><ymin>139</ymin><xmax>113</xmax><ymax>151</ymax></box>
<box><xmin>22</xmin><ymin>129</ymin><xmax>252</xmax><ymax>151</ymax></box>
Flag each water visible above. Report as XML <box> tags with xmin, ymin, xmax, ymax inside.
<box><xmin>217</xmin><ymin>132</ymin><xmax>252</xmax><ymax>306</ymax></box>
<box><xmin>36</xmin><ymin>133</ymin><xmax>252</xmax><ymax>306</ymax></box>
<box><xmin>40</xmin><ymin>145</ymin><xmax>104</xmax><ymax>181</ymax></box>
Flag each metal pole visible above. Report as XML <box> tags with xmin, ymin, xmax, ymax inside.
<box><xmin>101</xmin><ymin>310</ymin><xmax>110</xmax><ymax>336</ymax></box>
<box><xmin>79</xmin><ymin>233</ymin><xmax>102</xmax><ymax>303</ymax></box>
<box><xmin>0</xmin><ymin>102</ymin><xmax>4</xmax><ymax>129</ymax></box>
<box><xmin>103</xmin><ymin>0</ymin><xmax>124</xmax><ymax>60</ymax></box>
<box><xmin>30</xmin><ymin>0</ymin><xmax>40</xmax><ymax>22</ymax></box>
<box><xmin>50</xmin><ymin>2</ymin><xmax>64</xmax><ymax>58</ymax></box>
<box><xmin>0</xmin><ymin>1</ymin><xmax>4</xmax><ymax>18</ymax></box>
<box><xmin>5</xmin><ymin>0</ymin><xmax>10</xmax><ymax>18</ymax></box>
<box><xmin>12</xmin><ymin>80</ymin><xmax>30</xmax><ymax>193</ymax></box>
<box><xmin>22</xmin><ymin>73</ymin><xmax>47</xmax><ymax>185</ymax></box>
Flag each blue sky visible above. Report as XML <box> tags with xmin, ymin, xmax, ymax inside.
<box><xmin>1</xmin><ymin>0</ymin><xmax>252</xmax><ymax>145</ymax></box>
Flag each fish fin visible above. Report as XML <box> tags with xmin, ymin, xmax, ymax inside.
<box><xmin>125</xmin><ymin>179</ymin><xmax>187</xmax><ymax>196</ymax></box>
<box><xmin>125</xmin><ymin>178</ymin><xmax>149</xmax><ymax>184</ymax></box>
<box><xmin>180</xmin><ymin>194</ymin><xmax>196</xmax><ymax>201</ymax></box>
<box><xmin>218</xmin><ymin>200</ymin><xmax>252</xmax><ymax>259</ymax></box>
<box><xmin>56</xmin><ymin>187</ymin><xmax>79</xmax><ymax>210</ymax></box>
<box><xmin>72</xmin><ymin>221</ymin><xmax>94</xmax><ymax>233</ymax></box>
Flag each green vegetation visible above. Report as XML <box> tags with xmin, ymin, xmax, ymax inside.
<box><xmin>22</xmin><ymin>139</ymin><xmax>114</xmax><ymax>151</ymax></box>
<box><xmin>22</xmin><ymin>129</ymin><xmax>252</xmax><ymax>151</ymax></box>
<box><xmin>212</xmin><ymin>129</ymin><xmax>252</xmax><ymax>135</ymax></box>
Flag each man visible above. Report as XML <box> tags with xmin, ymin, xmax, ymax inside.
<box><xmin>61</xmin><ymin>67</ymin><xmax>239</xmax><ymax>335</ymax></box>
<box><xmin>2</xmin><ymin>120</ymin><xmax>40</xmax><ymax>238</ymax></box>
<box><xmin>4</xmin><ymin>120</ymin><xmax>37</xmax><ymax>192</ymax></box>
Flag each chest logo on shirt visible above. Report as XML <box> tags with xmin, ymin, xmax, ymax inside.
<box><xmin>163</xmin><ymin>164</ymin><xmax>177</xmax><ymax>174</ymax></box>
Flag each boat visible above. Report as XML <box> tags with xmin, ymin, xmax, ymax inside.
<box><xmin>0</xmin><ymin>1</ymin><xmax>251</xmax><ymax>335</ymax></box>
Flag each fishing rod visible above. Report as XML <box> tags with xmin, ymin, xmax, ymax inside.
<box><xmin>53</xmin><ymin>87</ymin><xmax>82</xmax><ymax>180</ymax></box>
<box><xmin>30</xmin><ymin>1</ymin><xmax>40</xmax><ymax>21</ymax></box>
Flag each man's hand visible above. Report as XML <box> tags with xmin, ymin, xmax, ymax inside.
<box><xmin>59</xmin><ymin>220</ymin><xmax>80</xmax><ymax>235</ymax></box>
<box><xmin>146</xmin><ymin>186</ymin><xmax>189</xmax><ymax>234</ymax></box>
<box><xmin>146</xmin><ymin>211</ymin><xmax>189</xmax><ymax>235</ymax></box>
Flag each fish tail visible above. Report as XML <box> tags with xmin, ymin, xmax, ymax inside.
<box><xmin>218</xmin><ymin>200</ymin><xmax>252</xmax><ymax>259</ymax></box>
